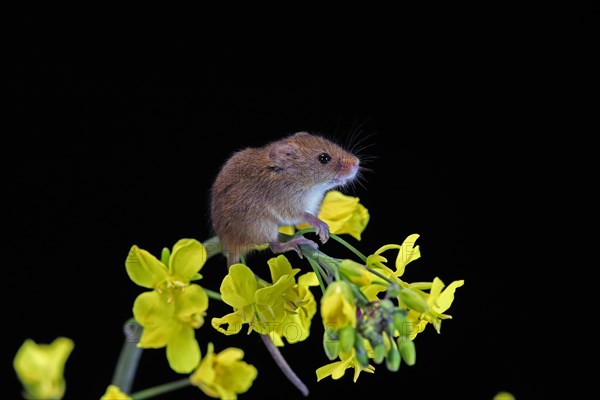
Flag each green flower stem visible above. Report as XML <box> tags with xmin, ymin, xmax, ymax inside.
<box><xmin>364</xmin><ymin>265</ymin><xmax>395</xmax><ymax>285</ymax></box>
<box><xmin>204</xmin><ymin>288</ymin><xmax>222</xmax><ymax>301</ymax></box>
<box><xmin>111</xmin><ymin>319</ymin><xmax>143</xmax><ymax>394</ymax></box>
<box><xmin>129</xmin><ymin>378</ymin><xmax>191</xmax><ymax>400</ymax></box>
<box><xmin>306</xmin><ymin>256</ymin><xmax>327</xmax><ymax>295</ymax></box>
<box><xmin>202</xmin><ymin>235</ymin><xmax>222</xmax><ymax>259</ymax></box>
<box><xmin>293</xmin><ymin>229</ymin><xmax>367</xmax><ymax>262</ymax></box>
<box><xmin>349</xmin><ymin>281</ymin><xmax>371</xmax><ymax>306</ymax></box>
<box><xmin>300</xmin><ymin>245</ymin><xmax>341</xmax><ymax>281</ymax></box>
<box><xmin>328</xmin><ymin>233</ymin><xmax>367</xmax><ymax>262</ymax></box>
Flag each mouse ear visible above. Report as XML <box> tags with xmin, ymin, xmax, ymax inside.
<box><xmin>269</xmin><ymin>141</ymin><xmax>299</xmax><ymax>167</ymax></box>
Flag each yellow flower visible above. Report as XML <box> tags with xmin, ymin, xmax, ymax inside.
<box><xmin>212</xmin><ymin>263</ymin><xmax>295</xmax><ymax>335</ymax></box>
<box><xmin>360</xmin><ymin>234</ymin><xmax>422</xmax><ymax>300</ymax></box>
<box><xmin>126</xmin><ymin>239</ymin><xmax>209</xmax><ymax>373</ymax></box>
<box><xmin>125</xmin><ymin>238</ymin><xmax>207</xmax><ymax>291</ymax></box>
<box><xmin>100</xmin><ymin>385</ymin><xmax>131</xmax><ymax>400</ymax></box>
<box><xmin>266</xmin><ymin>255</ymin><xmax>320</xmax><ymax>345</ymax></box>
<box><xmin>317</xmin><ymin>190</ymin><xmax>369</xmax><ymax>240</ymax></box>
<box><xmin>406</xmin><ymin>277</ymin><xmax>465</xmax><ymax>338</ymax></box>
<box><xmin>321</xmin><ymin>281</ymin><xmax>356</xmax><ymax>329</ymax></box>
<box><xmin>293</xmin><ymin>190</ymin><xmax>370</xmax><ymax>240</ymax></box>
<box><xmin>316</xmin><ymin>348</ymin><xmax>375</xmax><ymax>382</ymax></box>
<box><xmin>13</xmin><ymin>337</ymin><xmax>74</xmax><ymax>400</ymax></box>
<box><xmin>190</xmin><ymin>342</ymin><xmax>258</xmax><ymax>400</ymax></box>
<box><xmin>133</xmin><ymin>287</ymin><xmax>208</xmax><ymax>373</ymax></box>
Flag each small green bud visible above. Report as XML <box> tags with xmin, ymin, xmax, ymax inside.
<box><xmin>379</xmin><ymin>299</ymin><xmax>395</xmax><ymax>311</ymax></box>
<box><xmin>399</xmin><ymin>288</ymin><xmax>428</xmax><ymax>313</ymax></box>
<box><xmin>386</xmin><ymin>283</ymin><xmax>401</xmax><ymax>298</ymax></box>
<box><xmin>398</xmin><ymin>337</ymin><xmax>416</xmax><ymax>366</ymax></box>
<box><xmin>323</xmin><ymin>331</ymin><xmax>339</xmax><ymax>360</ymax></box>
<box><xmin>385</xmin><ymin>343</ymin><xmax>401</xmax><ymax>372</ymax></box>
<box><xmin>339</xmin><ymin>325</ymin><xmax>355</xmax><ymax>353</ymax></box>
<box><xmin>354</xmin><ymin>333</ymin><xmax>369</xmax><ymax>368</ymax></box>
<box><xmin>161</xmin><ymin>247</ymin><xmax>171</xmax><ymax>266</ymax></box>
<box><xmin>392</xmin><ymin>311</ymin><xmax>413</xmax><ymax>337</ymax></box>
<box><xmin>373</xmin><ymin>343</ymin><xmax>386</xmax><ymax>364</ymax></box>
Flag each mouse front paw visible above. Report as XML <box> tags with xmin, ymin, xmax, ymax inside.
<box><xmin>303</xmin><ymin>212</ymin><xmax>330</xmax><ymax>244</ymax></box>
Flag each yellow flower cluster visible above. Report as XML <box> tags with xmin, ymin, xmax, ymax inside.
<box><xmin>13</xmin><ymin>186</ymin><xmax>464</xmax><ymax>399</ymax></box>
<box><xmin>316</xmin><ymin>233</ymin><xmax>464</xmax><ymax>381</ymax></box>
<box><xmin>125</xmin><ymin>239</ymin><xmax>209</xmax><ymax>373</ymax></box>
<box><xmin>212</xmin><ymin>255</ymin><xmax>319</xmax><ymax>346</ymax></box>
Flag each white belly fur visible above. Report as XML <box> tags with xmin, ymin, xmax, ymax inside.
<box><xmin>303</xmin><ymin>183</ymin><xmax>332</xmax><ymax>216</ymax></box>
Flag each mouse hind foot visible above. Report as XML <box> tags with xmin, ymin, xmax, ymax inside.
<box><xmin>269</xmin><ymin>236</ymin><xmax>318</xmax><ymax>259</ymax></box>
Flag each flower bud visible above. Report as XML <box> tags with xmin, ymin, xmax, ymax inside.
<box><xmin>399</xmin><ymin>288</ymin><xmax>428</xmax><ymax>313</ymax></box>
<box><xmin>321</xmin><ymin>281</ymin><xmax>357</xmax><ymax>328</ymax></box>
<box><xmin>379</xmin><ymin>299</ymin><xmax>395</xmax><ymax>312</ymax></box>
<box><xmin>338</xmin><ymin>325</ymin><xmax>355</xmax><ymax>353</ymax></box>
<box><xmin>354</xmin><ymin>333</ymin><xmax>369</xmax><ymax>369</ymax></box>
<box><xmin>323</xmin><ymin>335</ymin><xmax>339</xmax><ymax>361</ymax></box>
<box><xmin>398</xmin><ymin>337</ymin><xmax>416</xmax><ymax>366</ymax></box>
<box><xmin>385</xmin><ymin>343</ymin><xmax>401</xmax><ymax>372</ymax></box>
<box><xmin>386</xmin><ymin>283</ymin><xmax>401</xmax><ymax>298</ymax></box>
<box><xmin>373</xmin><ymin>343</ymin><xmax>386</xmax><ymax>364</ymax></box>
<box><xmin>392</xmin><ymin>311</ymin><xmax>412</xmax><ymax>337</ymax></box>
<box><xmin>339</xmin><ymin>259</ymin><xmax>371</xmax><ymax>286</ymax></box>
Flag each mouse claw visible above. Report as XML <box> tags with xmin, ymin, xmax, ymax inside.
<box><xmin>303</xmin><ymin>212</ymin><xmax>329</xmax><ymax>244</ymax></box>
<box><xmin>315</xmin><ymin>225</ymin><xmax>329</xmax><ymax>244</ymax></box>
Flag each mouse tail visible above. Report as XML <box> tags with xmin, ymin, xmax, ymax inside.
<box><xmin>226</xmin><ymin>250</ymin><xmax>241</xmax><ymax>268</ymax></box>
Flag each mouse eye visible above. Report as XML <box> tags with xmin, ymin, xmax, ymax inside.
<box><xmin>318</xmin><ymin>153</ymin><xmax>331</xmax><ymax>164</ymax></box>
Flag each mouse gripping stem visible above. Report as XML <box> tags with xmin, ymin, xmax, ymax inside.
<box><xmin>271</xmin><ymin>212</ymin><xmax>330</xmax><ymax>259</ymax></box>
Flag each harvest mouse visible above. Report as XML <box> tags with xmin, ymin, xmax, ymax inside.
<box><xmin>210</xmin><ymin>131</ymin><xmax>360</xmax><ymax>266</ymax></box>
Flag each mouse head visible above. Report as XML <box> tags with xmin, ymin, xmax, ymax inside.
<box><xmin>268</xmin><ymin>132</ymin><xmax>360</xmax><ymax>188</ymax></box>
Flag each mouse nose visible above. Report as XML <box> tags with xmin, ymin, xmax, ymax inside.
<box><xmin>343</xmin><ymin>157</ymin><xmax>359</xmax><ymax>177</ymax></box>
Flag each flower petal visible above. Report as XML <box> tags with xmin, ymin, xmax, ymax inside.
<box><xmin>125</xmin><ymin>245</ymin><xmax>168</xmax><ymax>288</ymax></box>
<box><xmin>211</xmin><ymin>312</ymin><xmax>244</xmax><ymax>335</ymax></box>
<box><xmin>190</xmin><ymin>344</ymin><xmax>218</xmax><ymax>397</ymax></box>
<box><xmin>435</xmin><ymin>280</ymin><xmax>464</xmax><ymax>313</ymax></box>
<box><xmin>215</xmin><ymin>347</ymin><xmax>245</xmax><ymax>363</ymax></box>
<box><xmin>175</xmin><ymin>284</ymin><xmax>209</xmax><ymax>322</ymax></box>
<box><xmin>298</xmin><ymin>272</ymin><xmax>319</xmax><ymax>287</ymax></box>
<box><xmin>255</xmin><ymin>275</ymin><xmax>295</xmax><ymax>306</ymax></box>
<box><xmin>395</xmin><ymin>234</ymin><xmax>421</xmax><ymax>276</ymax></box>
<box><xmin>169</xmin><ymin>239</ymin><xmax>207</xmax><ymax>280</ymax></box>
<box><xmin>220</xmin><ymin>264</ymin><xmax>258</xmax><ymax>309</ymax></box>
<box><xmin>215</xmin><ymin>355</ymin><xmax>258</xmax><ymax>394</ymax></box>
<box><xmin>267</xmin><ymin>255</ymin><xmax>300</xmax><ymax>283</ymax></box>
<box><xmin>428</xmin><ymin>277</ymin><xmax>445</xmax><ymax>306</ymax></box>
<box><xmin>318</xmin><ymin>191</ymin><xmax>369</xmax><ymax>240</ymax></box>
<box><xmin>316</xmin><ymin>361</ymin><xmax>342</xmax><ymax>381</ymax></box>
<box><xmin>133</xmin><ymin>291</ymin><xmax>176</xmax><ymax>348</ymax></box>
<box><xmin>101</xmin><ymin>385</ymin><xmax>132</xmax><ymax>400</ymax></box>
<box><xmin>166</xmin><ymin>325</ymin><xmax>201</xmax><ymax>373</ymax></box>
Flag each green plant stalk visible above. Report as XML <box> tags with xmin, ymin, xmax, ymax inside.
<box><xmin>204</xmin><ymin>288</ymin><xmax>222</xmax><ymax>301</ymax></box>
<box><xmin>111</xmin><ymin>319</ymin><xmax>143</xmax><ymax>394</ymax></box>
<box><xmin>130</xmin><ymin>378</ymin><xmax>191</xmax><ymax>399</ymax></box>
<box><xmin>328</xmin><ymin>233</ymin><xmax>367</xmax><ymax>262</ymax></box>
<box><xmin>306</xmin><ymin>255</ymin><xmax>327</xmax><ymax>294</ymax></box>
<box><xmin>202</xmin><ymin>235</ymin><xmax>222</xmax><ymax>259</ymax></box>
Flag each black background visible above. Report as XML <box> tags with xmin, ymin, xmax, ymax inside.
<box><xmin>5</xmin><ymin>11</ymin><xmax>596</xmax><ymax>400</ymax></box>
